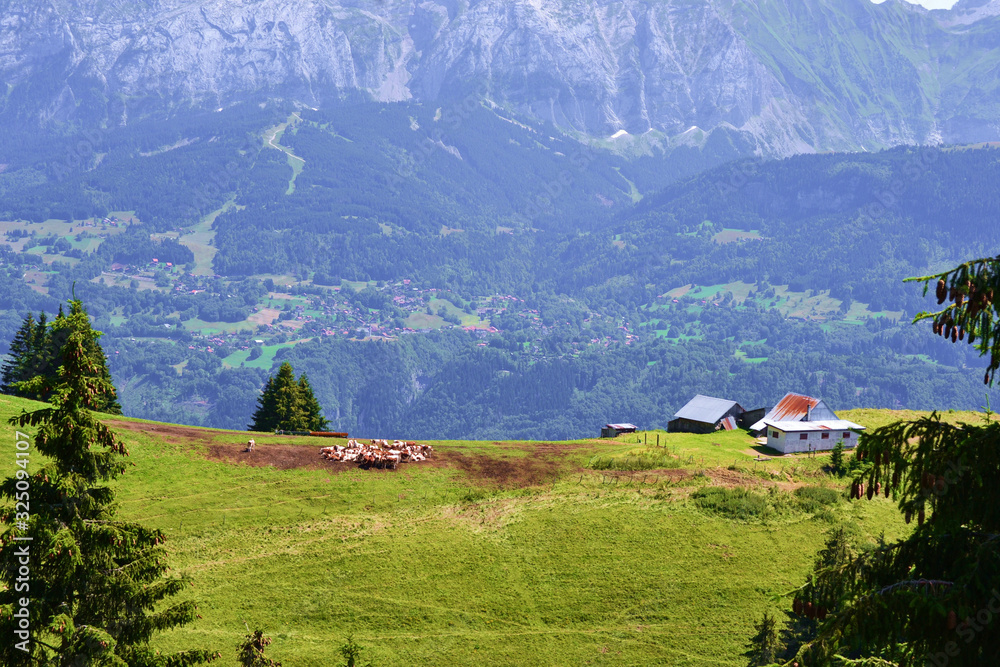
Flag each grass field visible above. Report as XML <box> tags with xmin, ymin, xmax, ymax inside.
<box><xmin>0</xmin><ymin>396</ymin><xmax>930</xmax><ymax>666</ymax></box>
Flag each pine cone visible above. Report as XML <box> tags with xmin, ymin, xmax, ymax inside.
<box><xmin>936</xmin><ymin>279</ymin><xmax>947</xmax><ymax>304</ymax></box>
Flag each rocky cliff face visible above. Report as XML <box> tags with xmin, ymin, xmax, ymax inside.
<box><xmin>3</xmin><ymin>0</ymin><xmax>1000</xmax><ymax>155</ymax></box>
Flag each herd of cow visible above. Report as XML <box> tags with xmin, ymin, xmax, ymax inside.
<box><xmin>320</xmin><ymin>439</ymin><xmax>434</xmax><ymax>469</ymax></box>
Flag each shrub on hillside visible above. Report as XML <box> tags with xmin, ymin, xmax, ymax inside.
<box><xmin>691</xmin><ymin>487</ymin><xmax>773</xmax><ymax>521</ymax></box>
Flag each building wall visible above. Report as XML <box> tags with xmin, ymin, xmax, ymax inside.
<box><xmin>668</xmin><ymin>418</ymin><xmax>715</xmax><ymax>434</ymax></box>
<box><xmin>767</xmin><ymin>428</ymin><xmax>858</xmax><ymax>454</ymax></box>
<box><xmin>807</xmin><ymin>400</ymin><xmax>838</xmax><ymax>422</ymax></box>
<box><xmin>739</xmin><ymin>407</ymin><xmax>768</xmax><ymax>429</ymax></box>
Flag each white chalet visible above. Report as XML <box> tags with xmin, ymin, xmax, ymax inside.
<box><xmin>763</xmin><ymin>419</ymin><xmax>865</xmax><ymax>454</ymax></box>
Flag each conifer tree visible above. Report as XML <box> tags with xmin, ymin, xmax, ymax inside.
<box><xmin>745</xmin><ymin>612</ymin><xmax>783</xmax><ymax>667</ymax></box>
<box><xmin>298</xmin><ymin>373</ymin><xmax>329</xmax><ymax>431</ymax></box>
<box><xmin>778</xmin><ymin>255</ymin><xmax>1000</xmax><ymax>665</ymax></box>
<box><xmin>249</xmin><ymin>362</ymin><xmax>327</xmax><ymax>432</ymax></box>
<box><xmin>0</xmin><ymin>299</ymin><xmax>217</xmax><ymax>665</ymax></box>
<box><xmin>0</xmin><ymin>313</ymin><xmax>35</xmax><ymax>393</ymax></box>
<box><xmin>829</xmin><ymin>439</ymin><xmax>846</xmax><ymax>476</ymax></box>
<box><xmin>1</xmin><ymin>305</ymin><xmax>120</xmax><ymax>415</ymax></box>
<box><xmin>237</xmin><ymin>629</ymin><xmax>282</xmax><ymax>667</ymax></box>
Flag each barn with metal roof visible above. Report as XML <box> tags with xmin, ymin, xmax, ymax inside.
<box><xmin>748</xmin><ymin>392</ymin><xmax>838</xmax><ymax>434</ymax></box>
<box><xmin>667</xmin><ymin>395</ymin><xmax>748</xmax><ymax>434</ymax></box>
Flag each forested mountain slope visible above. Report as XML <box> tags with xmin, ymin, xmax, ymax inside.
<box><xmin>0</xmin><ymin>95</ymin><xmax>997</xmax><ymax>437</ymax></box>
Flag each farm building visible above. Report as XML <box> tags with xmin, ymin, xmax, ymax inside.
<box><xmin>601</xmin><ymin>423</ymin><xmax>638</xmax><ymax>438</ymax></box>
<box><xmin>748</xmin><ymin>392</ymin><xmax>838</xmax><ymax>435</ymax></box>
<box><xmin>763</xmin><ymin>419</ymin><xmax>865</xmax><ymax>454</ymax></box>
<box><xmin>668</xmin><ymin>395</ymin><xmax>753</xmax><ymax>434</ymax></box>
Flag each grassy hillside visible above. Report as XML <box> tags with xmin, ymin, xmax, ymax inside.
<box><xmin>3</xmin><ymin>397</ymin><xmax>983</xmax><ymax>665</ymax></box>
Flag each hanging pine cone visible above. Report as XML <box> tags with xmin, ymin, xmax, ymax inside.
<box><xmin>934</xmin><ymin>476</ymin><xmax>946</xmax><ymax>493</ymax></box>
<box><xmin>905</xmin><ymin>510</ymin><xmax>913</xmax><ymax>524</ymax></box>
<box><xmin>937</xmin><ymin>279</ymin><xmax>947</xmax><ymax>304</ymax></box>
<box><xmin>866</xmin><ymin>484</ymin><xmax>875</xmax><ymax>501</ymax></box>
<box><xmin>884</xmin><ymin>482</ymin><xmax>890</xmax><ymax>498</ymax></box>
<box><xmin>805</xmin><ymin>602</ymin><xmax>815</xmax><ymax>619</ymax></box>
<box><xmin>951</xmin><ymin>327</ymin><xmax>958</xmax><ymax>343</ymax></box>
<box><xmin>958</xmin><ymin>327</ymin><xmax>965</xmax><ymax>341</ymax></box>
<box><xmin>918</xmin><ymin>508</ymin><xmax>926</xmax><ymax>526</ymax></box>
<box><xmin>858</xmin><ymin>482</ymin><xmax>865</xmax><ymax>499</ymax></box>
<box><xmin>793</xmin><ymin>598</ymin><xmax>803</xmax><ymax>615</ymax></box>
<box><xmin>817</xmin><ymin>606</ymin><xmax>828</xmax><ymax>621</ymax></box>
<box><xmin>875</xmin><ymin>482</ymin><xmax>881</xmax><ymax>496</ymax></box>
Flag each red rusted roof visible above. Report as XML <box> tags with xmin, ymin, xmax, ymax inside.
<box><xmin>767</xmin><ymin>392</ymin><xmax>820</xmax><ymax>421</ymax></box>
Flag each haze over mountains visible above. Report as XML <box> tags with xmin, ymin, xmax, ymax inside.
<box><xmin>4</xmin><ymin>0</ymin><xmax>1000</xmax><ymax>156</ymax></box>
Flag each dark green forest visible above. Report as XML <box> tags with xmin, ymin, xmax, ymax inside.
<box><xmin>0</xmin><ymin>98</ymin><xmax>997</xmax><ymax>438</ymax></box>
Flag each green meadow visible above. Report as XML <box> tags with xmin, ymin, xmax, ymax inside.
<box><xmin>0</xmin><ymin>396</ymin><xmax>952</xmax><ymax>666</ymax></box>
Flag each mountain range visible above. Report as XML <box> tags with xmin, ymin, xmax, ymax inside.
<box><xmin>4</xmin><ymin>0</ymin><xmax>1000</xmax><ymax>156</ymax></box>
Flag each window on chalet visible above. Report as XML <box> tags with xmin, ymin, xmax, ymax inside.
<box><xmin>843</xmin><ymin>432</ymin><xmax>852</xmax><ymax>438</ymax></box>
<box><xmin>772</xmin><ymin>431</ymin><xmax>780</xmax><ymax>438</ymax></box>
<box><xmin>821</xmin><ymin>432</ymin><xmax>830</xmax><ymax>439</ymax></box>
<box><xmin>799</xmin><ymin>433</ymin><xmax>808</xmax><ymax>440</ymax></box>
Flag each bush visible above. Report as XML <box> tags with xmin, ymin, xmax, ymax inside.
<box><xmin>793</xmin><ymin>485</ymin><xmax>842</xmax><ymax>513</ymax></box>
<box><xmin>691</xmin><ymin>487</ymin><xmax>772</xmax><ymax>521</ymax></box>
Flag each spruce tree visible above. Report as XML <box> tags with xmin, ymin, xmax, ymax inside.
<box><xmin>237</xmin><ymin>629</ymin><xmax>282</xmax><ymax>667</ymax></box>
<box><xmin>2</xmin><ymin>306</ymin><xmax>120</xmax><ymax>415</ymax></box>
<box><xmin>778</xmin><ymin>255</ymin><xmax>1000</xmax><ymax>665</ymax></box>
<box><xmin>0</xmin><ymin>313</ymin><xmax>35</xmax><ymax>393</ymax></box>
<box><xmin>745</xmin><ymin>612</ymin><xmax>783</xmax><ymax>667</ymax></box>
<box><xmin>298</xmin><ymin>373</ymin><xmax>329</xmax><ymax>431</ymax></box>
<box><xmin>829</xmin><ymin>439</ymin><xmax>845</xmax><ymax>476</ymax></box>
<box><xmin>249</xmin><ymin>362</ymin><xmax>327</xmax><ymax>432</ymax></box>
<box><xmin>0</xmin><ymin>299</ymin><xmax>214</xmax><ymax>665</ymax></box>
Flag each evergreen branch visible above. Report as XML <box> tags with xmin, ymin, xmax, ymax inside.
<box><xmin>873</xmin><ymin>579</ymin><xmax>954</xmax><ymax>597</ymax></box>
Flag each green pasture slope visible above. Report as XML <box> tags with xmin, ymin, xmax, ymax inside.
<box><xmin>2</xmin><ymin>397</ymin><xmax>968</xmax><ymax>665</ymax></box>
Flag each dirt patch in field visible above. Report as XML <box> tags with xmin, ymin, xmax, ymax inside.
<box><xmin>706</xmin><ymin>467</ymin><xmax>756</xmax><ymax>487</ymax></box>
<box><xmin>205</xmin><ymin>443</ymin><xmax>336</xmax><ymax>471</ymax></box>
<box><xmin>601</xmin><ymin>468</ymin><xmax>691</xmax><ymax>483</ymax></box>
<box><xmin>106</xmin><ymin>420</ymin><xmax>223</xmax><ymax>445</ymax></box>
<box><xmin>443</xmin><ymin>451</ymin><xmax>570</xmax><ymax>488</ymax></box>
<box><xmin>497</xmin><ymin>441</ymin><xmax>593</xmax><ymax>454</ymax></box>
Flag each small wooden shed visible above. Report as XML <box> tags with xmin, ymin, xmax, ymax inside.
<box><xmin>601</xmin><ymin>423</ymin><xmax>638</xmax><ymax>438</ymax></box>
